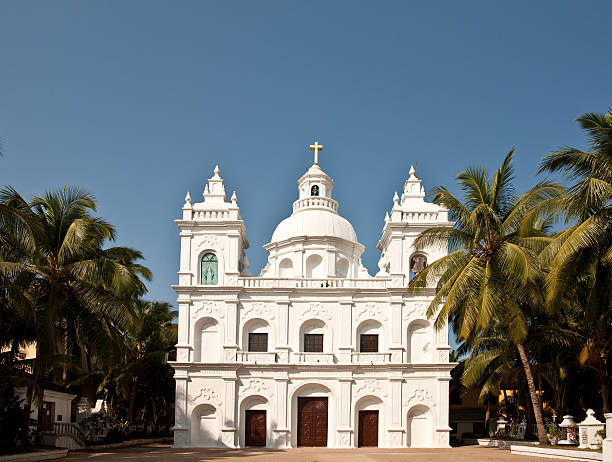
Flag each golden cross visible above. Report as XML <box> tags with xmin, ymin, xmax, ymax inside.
<box><xmin>309</xmin><ymin>141</ymin><xmax>324</xmax><ymax>165</ymax></box>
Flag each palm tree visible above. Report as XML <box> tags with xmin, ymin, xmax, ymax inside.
<box><xmin>409</xmin><ymin>150</ymin><xmax>562</xmax><ymax>444</ymax></box>
<box><xmin>539</xmin><ymin>109</ymin><xmax>612</xmax><ymax>411</ymax></box>
<box><xmin>0</xmin><ymin>186</ymin><xmax>152</xmax><ymax>427</ymax></box>
<box><xmin>98</xmin><ymin>300</ymin><xmax>176</xmax><ymax>425</ymax></box>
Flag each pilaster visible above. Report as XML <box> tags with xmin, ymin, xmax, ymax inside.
<box><xmin>337</xmin><ymin>377</ymin><xmax>353</xmax><ymax>447</ymax></box>
<box><xmin>388</xmin><ymin>374</ymin><xmax>404</xmax><ymax>446</ymax></box>
<box><xmin>389</xmin><ymin>298</ymin><xmax>404</xmax><ymax>363</ymax></box>
<box><xmin>272</xmin><ymin>375</ymin><xmax>290</xmax><ymax>448</ymax></box>
<box><xmin>276</xmin><ymin>300</ymin><xmax>291</xmax><ymax>363</ymax></box>
<box><xmin>436</xmin><ymin>376</ymin><xmax>452</xmax><ymax>447</ymax></box>
<box><xmin>223</xmin><ymin>299</ymin><xmax>239</xmax><ymax>362</ymax></box>
<box><xmin>172</xmin><ymin>372</ymin><xmax>189</xmax><ymax>447</ymax></box>
<box><xmin>338</xmin><ymin>299</ymin><xmax>354</xmax><ymax>363</ymax></box>
<box><xmin>221</xmin><ymin>375</ymin><xmax>238</xmax><ymax>448</ymax></box>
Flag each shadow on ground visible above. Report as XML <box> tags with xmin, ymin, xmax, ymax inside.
<box><xmin>65</xmin><ymin>443</ymin><xmax>571</xmax><ymax>462</ymax></box>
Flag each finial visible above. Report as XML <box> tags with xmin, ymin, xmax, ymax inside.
<box><xmin>203</xmin><ymin>184</ymin><xmax>209</xmax><ymax>199</ymax></box>
<box><xmin>309</xmin><ymin>141</ymin><xmax>324</xmax><ymax>165</ymax></box>
<box><xmin>385</xmin><ymin>212</ymin><xmax>390</xmax><ymax>223</ymax></box>
<box><xmin>184</xmin><ymin>191</ymin><xmax>191</xmax><ymax>204</ymax></box>
<box><xmin>409</xmin><ymin>165</ymin><xmax>419</xmax><ymax>180</ymax></box>
<box><xmin>213</xmin><ymin>165</ymin><xmax>220</xmax><ymax>178</ymax></box>
<box><xmin>231</xmin><ymin>191</ymin><xmax>237</xmax><ymax>204</ymax></box>
<box><xmin>393</xmin><ymin>191</ymin><xmax>399</xmax><ymax>203</ymax></box>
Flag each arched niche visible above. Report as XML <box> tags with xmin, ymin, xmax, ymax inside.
<box><xmin>407</xmin><ymin>405</ymin><xmax>433</xmax><ymax>447</ymax></box>
<box><xmin>191</xmin><ymin>403</ymin><xmax>219</xmax><ymax>447</ymax></box>
<box><xmin>193</xmin><ymin>317</ymin><xmax>220</xmax><ymax>363</ymax></box>
<box><xmin>356</xmin><ymin>319</ymin><xmax>384</xmax><ymax>353</ymax></box>
<box><xmin>299</xmin><ymin>319</ymin><xmax>332</xmax><ymax>353</ymax></box>
<box><xmin>305</xmin><ymin>254</ymin><xmax>324</xmax><ymax>278</ymax></box>
<box><xmin>278</xmin><ymin>258</ymin><xmax>294</xmax><ymax>278</ymax></box>
<box><xmin>289</xmin><ymin>382</ymin><xmax>336</xmax><ymax>448</ymax></box>
<box><xmin>336</xmin><ymin>257</ymin><xmax>349</xmax><ymax>278</ymax></box>
<box><xmin>241</xmin><ymin>318</ymin><xmax>273</xmax><ymax>352</ymax></box>
<box><xmin>239</xmin><ymin>395</ymin><xmax>270</xmax><ymax>448</ymax></box>
<box><xmin>354</xmin><ymin>395</ymin><xmax>384</xmax><ymax>447</ymax></box>
<box><xmin>407</xmin><ymin>320</ymin><xmax>432</xmax><ymax>364</ymax></box>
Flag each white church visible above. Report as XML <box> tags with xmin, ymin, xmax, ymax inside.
<box><xmin>171</xmin><ymin>143</ymin><xmax>454</xmax><ymax>449</ymax></box>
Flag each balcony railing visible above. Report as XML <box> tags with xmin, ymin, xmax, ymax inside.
<box><xmin>293</xmin><ymin>352</ymin><xmax>335</xmax><ymax>363</ymax></box>
<box><xmin>351</xmin><ymin>352</ymin><xmax>392</xmax><ymax>364</ymax></box>
<box><xmin>236</xmin><ymin>352</ymin><xmax>277</xmax><ymax>363</ymax></box>
<box><xmin>239</xmin><ymin>277</ymin><xmax>389</xmax><ymax>289</ymax></box>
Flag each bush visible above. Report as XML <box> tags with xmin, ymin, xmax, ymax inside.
<box><xmin>104</xmin><ymin>428</ymin><xmax>125</xmax><ymax>444</ymax></box>
<box><xmin>0</xmin><ymin>395</ymin><xmax>29</xmax><ymax>452</ymax></box>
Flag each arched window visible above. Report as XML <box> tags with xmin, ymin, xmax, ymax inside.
<box><xmin>201</xmin><ymin>253</ymin><xmax>218</xmax><ymax>285</ymax></box>
<box><xmin>409</xmin><ymin>253</ymin><xmax>427</xmax><ymax>280</ymax></box>
<box><xmin>311</xmin><ymin>185</ymin><xmax>319</xmax><ymax>196</ymax></box>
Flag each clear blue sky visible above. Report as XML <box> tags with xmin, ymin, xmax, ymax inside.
<box><xmin>1</xmin><ymin>2</ymin><xmax>611</xmax><ymax>327</ymax></box>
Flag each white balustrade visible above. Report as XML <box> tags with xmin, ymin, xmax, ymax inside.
<box><xmin>239</xmin><ymin>277</ymin><xmax>389</xmax><ymax>289</ymax></box>
<box><xmin>236</xmin><ymin>352</ymin><xmax>277</xmax><ymax>364</ymax></box>
<box><xmin>293</xmin><ymin>352</ymin><xmax>335</xmax><ymax>363</ymax></box>
<box><xmin>292</xmin><ymin>196</ymin><xmax>338</xmax><ymax>213</ymax></box>
<box><xmin>401</xmin><ymin>211</ymin><xmax>439</xmax><ymax>222</ymax></box>
<box><xmin>351</xmin><ymin>352</ymin><xmax>391</xmax><ymax>364</ymax></box>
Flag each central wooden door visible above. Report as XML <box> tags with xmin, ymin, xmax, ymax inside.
<box><xmin>245</xmin><ymin>410</ymin><xmax>266</xmax><ymax>446</ymax></box>
<box><xmin>358</xmin><ymin>410</ymin><xmax>379</xmax><ymax>447</ymax></box>
<box><xmin>297</xmin><ymin>397</ymin><xmax>328</xmax><ymax>447</ymax></box>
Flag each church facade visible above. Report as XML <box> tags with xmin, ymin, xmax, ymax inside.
<box><xmin>171</xmin><ymin>148</ymin><xmax>454</xmax><ymax>448</ymax></box>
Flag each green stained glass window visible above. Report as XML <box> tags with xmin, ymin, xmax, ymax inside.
<box><xmin>201</xmin><ymin>253</ymin><xmax>218</xmax><ymax>285</ymax></box>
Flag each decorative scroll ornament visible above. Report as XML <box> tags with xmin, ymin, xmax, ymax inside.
<box><xmin>177</xmin><ymin>348</ymin><xmax>189</xmax><ymax>362</ymax></box>
<box><xmin>239</xmin><ymin>379</ymin><xmax>273</xmax><ymax>398</ymax></box>
<box><xmin>299</xmin><ymin>302</ymin><xmax>332</xmax><ymax>321</ymax></box>
<box><xmin>438</xmin><ymin>350</ymin><xmax>449</xmax><ymax>362</ymax></box>
<box><xmin>195</xmin><ymin>235</ymin><xmax>224</xmax><ymax>252</ymax></box>
<box><xmin>193</xmin><ymin>301</ymin><xmax>225</xmax><ymax>320</ymax></box>
<box><xmin>353</xmin><ymin>379</ymin><xmax>388</xmax><ymax>397</ymax></box>
<box><xmin>337</xmin><ymin>431</ymin><xmax>351</xmax><ymax>446</ymax></box>
<box><xmin>193</xmin><ymin>386</ymin><xmax>221</xmax><ymax>405</ymax></box>
<box><xmin>403</xmin><ymin>388</ymin><xmax>436</xmax><ymax>407</ymax></box>
<box><xmin>354</xmin><ymin>303</ymin><xmax>388</xmax><ymax>323</ymax></box>
<box><xmin>403</xmin><ymin>302</ymin><xmax>429</xmax><ymax>321</ymax></box>
<box><xmin>241</xmin><ymin>302</ymin><xmax>275</xmax><ymax>322</ymax></box>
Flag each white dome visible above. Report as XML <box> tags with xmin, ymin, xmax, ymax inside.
<box><xmin>271</xmin><ymin>208</ymin><xmax>358</xmax><ymax>243</ymax></box>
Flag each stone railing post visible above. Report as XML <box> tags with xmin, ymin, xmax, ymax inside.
<box><xmin>603</xmin><ymin>413</ymin><xmax>612</xmax><ymax>462</ymax></box>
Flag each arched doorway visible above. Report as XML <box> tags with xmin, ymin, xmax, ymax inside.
<box><xmin>290</xmin><ymin>383</ymin><xmax>335</xmax><ymax>447</ymax></box>
<box><xmin>354</xmin><ymin>396</ymin><xmax>383</xmax><ymax>447</ymax></box>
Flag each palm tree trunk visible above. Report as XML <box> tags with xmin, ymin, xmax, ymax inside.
<box><xmin>127</xmin><ymin>377</ymin><xmax>138</xmax><ymax>423</ymax></box>
<box><xmin>599</xmin><ymin>371</ymin><xmax>610</xmax><ymax>413</ymax></box>
<box><xmin>516</xmin><ymin>342</ymin><xmax>547</xmax><ymax>444</ymax></box>
<box><xmin>22</xmin><ymin>383</ymin><xmax>34</xmax><ymax>443</ymax></box>
<box><xmin>485</xmin><ymin>396</ymin><xmax>491</xmax><ymax>436</ymax></box>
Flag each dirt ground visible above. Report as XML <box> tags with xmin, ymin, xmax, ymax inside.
<box><xmin>64</xmin><ymin>443</ymin><xmax>573</xmax><ymax>462</ymax></box>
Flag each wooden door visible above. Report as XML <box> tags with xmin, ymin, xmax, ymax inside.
<box><xmin>358</xmin><ymin>410</ymin><xmax>379</xmax><ymax>447</ymax></box>
<box><xmin>40</xmin><ymin>401</ymin><xmax>54</xmax><ymax>431</ymax></box>
<box><xmin>245</xmin><ymin>410</ymin><xmax>266</xmax><ymax>446</ymax></box>
<box><xmin>297</xmin><ymin>397</ymin><xmax>328</xmax><ymax>447</ymax></box>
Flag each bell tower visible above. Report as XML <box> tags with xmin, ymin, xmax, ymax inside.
<box><xmin>376</xmin><ymin>166</ymin><xmax>452</xmax><ymax>285</ymax></box>
<box><xmin>176</xmin><ymin>165</ymin><xmax>250</xmax><ymax>288</ymax></box>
